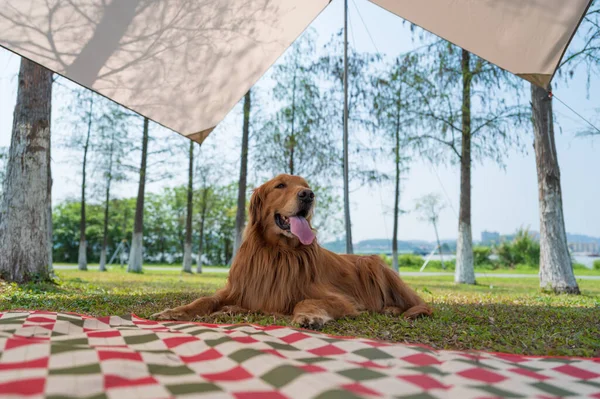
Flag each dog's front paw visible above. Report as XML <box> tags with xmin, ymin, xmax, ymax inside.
<box><xmin>150</xmin><ymin>308</ymin><xmax>193</xmax><ymax>321</ymax></box>
<box><xmin>292</xmin><ymin>313</ymin><xmax>331</xmax><ymax>331</ymax></box>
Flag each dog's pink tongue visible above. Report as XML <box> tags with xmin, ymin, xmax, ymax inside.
<box><xmin>289</xmin><ymin>216</ymin><xmax>315</xmax><ymax>245</ymax></box>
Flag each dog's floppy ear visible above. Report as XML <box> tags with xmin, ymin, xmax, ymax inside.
<box><xmin>248</xmin><ymin>186</ymin><xmax>264</xmax><ymax>226</ymax></box>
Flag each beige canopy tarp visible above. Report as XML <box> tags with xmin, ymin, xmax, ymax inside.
<box><xmin>369</xmin><ymin>0</ymin><xmax>592</xmax><ymax>88</ymax></box>
<box><xmin>0</xmin><ymin>0</ymin><xmax>329</xmax><ymax>142</ymax></box>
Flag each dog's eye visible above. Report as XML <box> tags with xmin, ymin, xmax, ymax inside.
<box><xmin>275</xmin><ymin>183</ymin><xmax>286</xmax><ymax>189</ymax></box>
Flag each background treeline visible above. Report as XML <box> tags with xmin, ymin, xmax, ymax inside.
<box><xmin>52</xmin><ymin>184</ymin><xmax>236</xmax><ymax>266</ymax></box>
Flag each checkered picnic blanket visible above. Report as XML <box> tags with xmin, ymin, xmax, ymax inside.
<box><xmin>0</xmin><ymin>311</ymin><xmax>598</xmax><ymax>399</ymax></box>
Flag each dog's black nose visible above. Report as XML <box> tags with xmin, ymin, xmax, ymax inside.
<box><xmin>298</xmin><ymin>189</ymin><xmax>315</xmax><ymax>202</ymax></box>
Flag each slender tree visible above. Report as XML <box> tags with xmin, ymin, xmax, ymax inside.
<box><xmin>232</xmin><ymin>90</ymin><xmax>251</xmax><ymax>260</ymax></box>
<box><xmin>343</xmin><ymin>0</ymin><xmax>351</xmax><ymax>254</ymax></box>
<box><xmin>145</xmin><ymin>191</ymin><xmax>175</xmax><ymax>262</ymax></box>
<box><xmin>254</xmin><ymin>33</ymin><xmax>345</xmax><ymax>241</ymax></box>
<box><xmin>0</xmin><ymin>58</ymin><xmax>53</xmax><ymax>283</ymax></box>
<box><xmin>415</xmin><ymin>193</ymin><xmax>447</xmax><ymax>269</ymax></box>
<box><xmin>373</xmin><ymin>56</ymin><xmax>417</xmax><ymax>272</ymax></box>
<box><xmin>99</xmin><ymin>139</ymin><xmax>114</xmax><ymax>272</ymax></box>
<box><xmin>194</xmin><ymin>143</ymin><xmax>232</xmax><ymax>270</ymax></box>
<box><xmin>120</xmin><ymin>206</ymin><xmax>131</xmax><ymax>268</ymax></box>
<box><xmin>196</xmin><ymin>185</ymin><xmax>211</xmax><ymax>273</ymax></box>
<box><xmin>182</xmin><ymin>141</ymin><xmax>194</xmax><ymax>273</ymax></box>
<box><xmin>455</xmin><ymin>49</ymin><xmax>474</xmax><ymax>284</ymax></box>
<box><xmin>195</xmin><ymin>160</ymin><xmax>216</xmax><ymax>273</ymax></box>
<box><xmin>128</xmin><ymin>117</ymin><xmax>149</xmax><ymax>273</ymax></box>
<box><xmin>255</xmin><ymin>31</ymin><xmax>337</xmax><ymax>180</ymax></box>
<box><xmin>208</xmin><ymin>184</ymin><xmax>237</xmax><ymax>264</ymax></box>
<box><xmin>99</xmin><ymin>127</ymin><xmax>114</xmax><ymax>272</ymax></box>
<box><xmin>531</xmin><ymin>85</ymin><xmax>580</xmax><ymax>294</ymax></box>
<box><xmin>410</xmin><ymin>41</ymin><xmax>527</xmax><ymax>284</ymax></box>
<box><xmin>59</xmin><ymin>87</ymin><xmax>103</xmax><ymax>271</ymax></box>
<box><xmin>77</xmin><ymin>96</ymin><xmax>94</xmax><ymax>271</ymax></box>
<box><xmin>317</xmin><ymin>31</ymin><xmax>381</xmax><ymax>254</ymax></box>
<box><xmin>97</xmin><ymin>104</ymin><xmax>131</xmax><ymax>271</ymax></box>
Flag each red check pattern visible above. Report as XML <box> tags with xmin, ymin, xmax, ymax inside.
<box><xmin>0</xmin><ymin>311</ymin><xmax>598</xmax><ymax>398</ymax></box>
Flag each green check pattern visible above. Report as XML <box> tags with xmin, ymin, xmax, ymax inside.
<box><xmin>0</xmin><ymin>311</ymin><xmax>598</xmax><ymax>398</ymax></box>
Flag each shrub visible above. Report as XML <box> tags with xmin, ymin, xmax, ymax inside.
<box><xmin>495</xmin><ymin>241</ymin><xmax>514</xmax><ymax>268</ymax></box>
<box><xmin>379</xmin><ymin>254</ymin><xmax>392</xmax><ymax>267</ymax></box>
<box><xmin>594</xmin><ymin>260</ymin><xmax>600</xmax><ymax>271</ymax></box>
<box><xmin>380</xmin><ymin>253</ymin><xmax>456</xmax><ymax>271</ymax></box>
<box><xmin>398</xmin><ymin>254</ymin><xmax>424</xmax><ymax>267</ymax></box>
<box><xmin>473</xmin><ymin>246</ymin><xmax>493</xmax><ymax>267</ymax></box>
<box><xmin>428</xmin><ymin>259</ymin><xmax>455</xmax><ymax>271</ymax></box>
<box><xmin>495</xmin><ymin>229</ymin><xmax>540</xmax><ymax>268</ymax></box>
<box><xmin>572</xmin><ymin>263</ymin><xmax>588</xmax><ymax>270</ymax></box>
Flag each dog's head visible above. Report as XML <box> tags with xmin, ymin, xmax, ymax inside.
<box><xmin>247</xmin><ymin>174</ymin><xmax>316</xmax><ymax>246</ymax></box>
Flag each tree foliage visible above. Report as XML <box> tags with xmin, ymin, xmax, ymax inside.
<box><xmin>408</xmin><ymin>41</ymin><xmax>529</xmax><ymax>166</ymax></box>
<box><xmin>52</xmin><ymin>182</ymin><xmax>237</xmax><ymax>266</ymax></box>
<box><xmin>495</xmin><ymin>229</ymin><xmax>541</xmax><ymax>268</ymax></box>
<box><xmin>316</xmin><ymin>30</ymin><xmax>385</xmax><ymax>185</ymax></box>
<box><xmin>254</xmin><ymin>30</ymin><xmax>337</xmax><ymax>180</ymax></box>
<box><xmin>415</xmin><ymin>193</ymin><xmax>446</xmax><ymax>225</ymax></box>
<box><xmin>373</xmin><ymin>55</ymin><xmax>420</xmax><ymax>271</ymax></box>
<box><xmin>560</xmin><ymin>1</ymin><xmax>600</xmax><ymax>82</ymax></box>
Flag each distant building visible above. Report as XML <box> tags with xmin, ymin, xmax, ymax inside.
<box><xmin>568</xmin><ymin>242</ymin><xmax>600</xmax><ymax>254</ymax></box>
<box><xmin>481</xmin><ymin>231</ymin><xmax>500</xmax><ymax>245</ymax></box>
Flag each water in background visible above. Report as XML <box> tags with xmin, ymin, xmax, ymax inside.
<box><xmin>427</xmin><ymin>254</ymin><xmax>597</xmax><ymax>269</ymax></box>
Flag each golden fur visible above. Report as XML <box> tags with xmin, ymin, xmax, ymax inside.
<box><xmin>152</xmin><ymin>174</ymin><xmax>432</xmax><ymax>329</ymax></box>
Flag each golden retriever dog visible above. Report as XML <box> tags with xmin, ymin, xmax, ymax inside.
<box><xmin>152</xmin><ymin>174</ymin><xmax>432</xmax><ymax>329</ymax></box>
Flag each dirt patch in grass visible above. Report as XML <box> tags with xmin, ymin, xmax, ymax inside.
<box><xmin>1</xmin><ymin>269</ymin><xmax>598</xmax><ymax>357</ymax></box>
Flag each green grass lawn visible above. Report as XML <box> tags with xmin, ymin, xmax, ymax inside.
<box><xmin>1</xmin><ymin>268</ymin><xmax>599</xmax><ymax>357</ymax></box>
<box><xmin>54</xmin><ymin>262</ymin><xmax>230</xmax><ymax>268</ymax></box>
<box><xmin>54</xmin><ymin>262</ymin><xmax>600</xmax><ymax>275</ymax></box>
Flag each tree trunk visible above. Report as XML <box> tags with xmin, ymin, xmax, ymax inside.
<box><xmin>233</xmin><ymin>90</ymin><xmax>251</xmax><ymax>260</ymax></box>
<box><xmin>433</xmin><ymin>220</ymin><xmax>446</xmax><ymax>270</ymax></box>
<box><xmin>47</xmin><ymin>143</ymin><xmax>54</xmax><ymax>277</ymax></box>
<box><xmin>177</xmin><ymin>212</ymin><xmax>184</xmax><ymax>255</ymax></box>
<box><xmin>99</xmin><ymin>130</ymin><xmax>114</xmax><ymax>272</ymax></box>
<box><xmin>120</xmin><ymin>207</ymin><xmax>128</xmax><ymax>268</ymax></box>
<box><xmin>128</xmin><ymin>117</ymin><xmax>149</xmax><ymax>273</ymax></box>
<box><xmin>182</xmin><ymin>141</ymin><xmax>194</xmax><ymax>273</ymax></box>
<box><xmin>391</xmin><ymin>101</ymin><xmax>401</xmax><ymax>273</ymax></box>
<box><xmin>78</xmin><ymin>98</ymin><xmax>93</xmax><ymax>271</ymax></box>
<box><xmin>196</xmin><ymin>189</ymin><xmax>208</xmax><ymax>273</ymax></box>
<box><xmin>343</xmin><ymin>0</ymin><xmax>353</xmax><ymax>254</ymax></box>
<box><xmin>98</xmin><ymin>188</ymin><xmax>110</xmax><ymax>271</ymax></box>
<box><xmin>531</xmin><ymin>84</ymin><xmax>580</xmax><ymax>294</ymax></box>
<box><xmin>0</xmin><ymin>59</ymin><xmax>53</xmax><ymax>283</ymax></box>
<box><xmin>289</xmin><ymin>70</ymin><xmax>297</xmax><ymax>175</ymax></box>
<box><xmin>99</xmin><ymin>178</ymin><xmax>111</xmax><ymax>272</ymax></box>
<box><xmin>455</xmin><ymin>49</ymin><xmax>476</xmax><ymax>285</ymax></box>
<box><xmin>159</xmin><ymin>233</ymin><xmax>165</xmax><ymax>263</ymax></box>
<box><xmin>224</xmin><ymin>237</ymin><xmax>231</xmax><ymax>265</ymax></box>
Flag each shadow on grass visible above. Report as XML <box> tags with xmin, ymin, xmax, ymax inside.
<box><xmin>4</xmin><ymin>289</ymin><xmax>589</xmax><ymax>357</ymax></box>
<box><xmin>193</xmin><ymin>302</ymin><xmax>600</xmax><ymax>357</ymax></box>
<box><xmin>1</xmin><ymin>278</ymin><xmax>599</xmax><ymax>357</ymax></box>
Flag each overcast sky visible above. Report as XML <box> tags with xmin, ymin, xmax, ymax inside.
<box><xmin>1</xmin><ymin>0</ymin><xmax>599</xmax><ymax>243</ymax></box>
